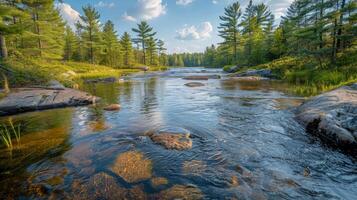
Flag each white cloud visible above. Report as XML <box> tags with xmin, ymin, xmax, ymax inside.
<box><xmin>123</xmin><ymin>0</ymin><xmax>166</xmax><ymax>22</ymax></box>
<box><xmin>212</xmin><ymin>0</ymin><xmax>218</xmax><ymax>4</ymax></box>
<box><xmin>95</xmin><ymin>1</ymin><xmax>115</xmax><ymax>8</ymax></box>
<box><xmin>56</xmin><ymin>3</ymin><xmax>81</xmax><ymax>29</ymax></box>
<box><xmin>176</xmin><ymin>22</ymin><xmax>213</xmax><ymax>40</ymax></box>
<box><xmin>176</xmin><ymin>0</ymin><xmax>194</xmax><ymax>6</ymax></box>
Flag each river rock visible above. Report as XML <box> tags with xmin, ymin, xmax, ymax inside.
<box><xmin>0</xmin><ymin>87</ymin><xmax>99</xmax><ymax>116</ymax></box>
<box><xmin>146</xmin><ymin>131</ymin><xmax>192</xmax><ymax>150</ymax></box>
<box><xmin>183</xmin><ymin>75</ymin><xmax>221</xmax><ymax>80</ymax></box>
<box><xmin>295</xmin><ymin>83</ymin><xmax>357</xmax><ymax>152</ymax></box>
<box><xmin>156</xmin><ymin>185</ymin><xmax>203</xmax><ymax>200</ymax></box>
<box><xmin>231</xmin><ymin>76</ymin><xmax>270</xmax><ymax>81</ymax></box>
<box><xmin>103</xmin><ymin>104</ymin><xmax>121</xmax><ymax>111</ymax></box>
<box><xmin>225</xmin><ymin>65</ymin><xmax>241</xmax><ymax>73</ymax></box>
<box><xmin>234</xmin><ymin>69</ymin><xmax>272</xmax><ymax>78</ymax></box>
<box><xmin>150</xmin><ymin>177</ymin><xmax>169</xmax><ymax>188</ymax></box>
<box><xmin>85</xmin><ymin>77</ymin><xmax>117</xmax><ymax>83</ymax></box>
<box><xmin>134</xmin><ymin>66</ymin><xmax>150</xmax><ymax>71</ymax></box>
<box><xmin>185</xmin><ymin>82</ymin><xmax>205</xmax><ymax>87</ymax></box>
<box><xmin>111</xmin><ymin>151</ymin><xmax>152</xmax><ymax>183</ymax></box>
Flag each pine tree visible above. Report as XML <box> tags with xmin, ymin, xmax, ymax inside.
<box><xmin>102</xmin><ymin>20</ymin><xmax>122</xmax><ymax>67</ymax></box>
<box><xmin>157</xmin><ymin>39</ymin><xmax>166</xmax><ymax>66</ymax></box>
<box><xmin>80</xmin><ymin>5</ymin><xmax>102</xmax><ymax>64</ymax></box>
<box><xmin>120</xmin><ymin>32</ymin><xmax>133</xmax><ymax>67</ymax></box>
<box><xmin>145</xmin><ymin>37</ymin><xmax>158</xmax><ymax>66</ymax></box>
<box><xmin>132</xmin><ymin>21</ymin><xmax>156</xmax><ymax>65</ymax></box>
<box><xmin>63</xmin><ymin>25</ymin><xmax>76</xmax><ymax>61</ymax></box>
<box><xmin>218</xmin><ymin>1</ymin><xmax>242</xmax><ymax>63</ymax></box>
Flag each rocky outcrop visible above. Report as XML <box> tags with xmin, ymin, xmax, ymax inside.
<box><xmin>184</xmin><ymin>82</ymin><xmax>205</xmax><ymax>87</ymax></box>
<box><xmin>183</xmin><ymin>75</ymin><xmax>221</xmax><ymax>80</ymax></box>
<box><xmin>0</xmin><ymin>86</ymin><xmax>99</xmax><ymax>116</ymax></box>
<box><xmin>233</xmin><ymin>69</ymin><xmax>272</xmax><ymax>78</ymax></box>
<box><xmin>295</xmin><ymin>83</ymin><xmax>357</xmax><ymax>153</ymax></box>
<box><xmin>224</xmin><ymin>65</ymin><xmax>241</xmax><ymax>73</ymax></box>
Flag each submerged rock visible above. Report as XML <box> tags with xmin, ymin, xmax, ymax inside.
<box><xmin>183</xmin><ymin>75</ymin><xmax>221</xmax><ymax>80</ymax></box>
<box><xmin>184</xmin><ymin>82</ymin><xmax>205</xmax><ymax>87</ymax></box>
<box><xmin>156</xmin><ymin>185</ymin><xmax>203</xmax><ymax>200</ymax></box>
<box><xmin>111</xmin><ymin>151</ymin><xmax>152</xmax><ymax>183</ymax></box>
<box><xmin>146</xmin><ymin>131</ymin><xmax>192</xmax><ymax>151</ymax></box>
<box><xmin>85</xmin><ymin>77</ymin><xmax>118</xmax><ymax>83</ymax></box>
<box><xmin>231</xmin><ymin>76</ymin><xmax>270</xmax><ymax>81</ymax></box>
<box><xmin>0</xmin><ymin>87</ymin><xmax>99</xmax><ymax>116</ymax></box>
<box><xmin>150</xmin><ymin>177</ymin><xmax>169</xmax><ymax>188</ymax></box>
<box><xmin>71</xmin><ymin>172</ymin><xmax>147</xmax><ymax>200</ymax></box>
<box><xmin>103</xmin><ymin>104</ymin><xmax>121</xmax><ymax>111</ymax></box>
<box><xmin>295</xmin><ymin>83</ymin><xmax>357</xmax><ymax>153</ymax></box>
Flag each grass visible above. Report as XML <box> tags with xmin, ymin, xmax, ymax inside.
<box><xmin>0</xmin><ymin>57</ymin><xmax>169</xmax><ymax>88</ymax></box>
<box><xmin>0</xmin><ymin>119</ymin><xmax>21</xmax><ymax>150</ymax></box>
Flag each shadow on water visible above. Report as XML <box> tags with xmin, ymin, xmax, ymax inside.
<box><xmin>0</xmin><ymin>67</ymin><xmax>356</xmax><ymax>199</ymax></box>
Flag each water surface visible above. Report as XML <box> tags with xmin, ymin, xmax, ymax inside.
<box><xmin>1</xmin><ymin>68</ymin><xmax>356</xmax><ymax>199</ymax></box>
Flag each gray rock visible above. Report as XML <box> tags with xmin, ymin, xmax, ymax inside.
<box><xmin>0</xmin><ymin>87</ymin><xmax>99</xmax><ymax>116</ymax></box>
<box><xmin>225</xmin><ymin>65</ymin><xmax>241</xmax><ymax>73</ymax></box>
<box><xmin>183</xmin><ymin>75</ymin><xmax>221</xmax><ymax>80</ymax></box>
<box><xmin>235</xmin><ymin>69</ymin><xmax>272</xmax><ymax>78</ymax></box>
<box><xmin>48</xmin><ymin>80</ymin><xmax>66</xmax><ymax>90</ymax></box>
<box><xmin>85</xmin><ymin>77</ymin><xmax>117</xmax><ymax>84</ymax></box>
<box><xmin>184</xmin><ymin>82</ymin><xmax>205</xmax><ymax>87</ymax></box>
<box><xmin>295</xmin><ymin>83</ymin><xmax>357</xmax><ymax>152</ymax></box>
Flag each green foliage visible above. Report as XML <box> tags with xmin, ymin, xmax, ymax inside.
<box><xmin>132</xmin><ymin>21</ymin><xmax>156</xmax><ymax>65</ymax></box>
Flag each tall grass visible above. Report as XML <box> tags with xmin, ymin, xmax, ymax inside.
<box><xmin>0</xmin><ymin>120</ymin><xmax>21</xmax><ymax>150</ymax></box>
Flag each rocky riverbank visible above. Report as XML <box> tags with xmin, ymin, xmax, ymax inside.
<box><xmin>295</xmin><ymin>83</ymin><xmax>357</xmax><ymax>153</ymax></box>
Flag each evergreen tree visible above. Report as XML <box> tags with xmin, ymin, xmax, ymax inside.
<box><xmin>157</xmin><ymin>39</ymin><xmax>166</xmax><ymax>65</ymax></box>
<box><xmin>120</xmin><ymin>32</ymin><xmax>133</xmax><ymax>67</ymax></box>
<box><xmin>80</xmin><ymin>5</ymin><xmax>102</xmax><ymax>64</ymax></box>
<box><xmin>102</xmin><ymin>20</ymin><xmax>122</xmax><ymax>67</ymax></box>
<box><xmin>218</xmin><ymin>1</ymin><xmax>242</xmax><ymax>63</ymax></box>
<box><xmin>132</xmin><ymin>21</ymin><xmax>156</xmax><ymax>65</ymax></box>
<box><xmin>145</xmin><ymin>37</ymin><xmax>158</xmax><ymax>66</ymax></box>
<box><xmin>63</xmin><ymin>26</ymin><xmax>77</xmax><ymax>61</ymax></box>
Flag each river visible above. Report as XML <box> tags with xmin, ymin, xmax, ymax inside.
<box><xmin>0</xmin><ymin>67</ymin><xmax>356</xmax><ymax>199</ymax></box>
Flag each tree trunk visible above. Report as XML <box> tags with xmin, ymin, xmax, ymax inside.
<box><xmin>142</xmin><ymin>41</ymin><xmax>146</xmax><ymax>65</ymax></box>
<box><xmin>0</xmin><ymin>34</ymin><xmax>8</xmax><ymax>59</ymax></box>
<box><xmin>337</xmin><ymin>0</ymin><xmax>346</xmax><ymax>52</ymax></box>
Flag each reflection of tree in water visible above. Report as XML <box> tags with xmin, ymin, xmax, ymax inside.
<box><xmin>82</xmin><ymin>83</ymin><xmax>120</xmax><ymax>105</ymax></box>
<box><xmin>118</xmin><ymin>81</ymin><xmax>134</xmax><ymax>103</ymax></box>
<box><xmin>141</xmin><ymin>78</ymin><xmax>159</xmax><ymax>114</ymax></box>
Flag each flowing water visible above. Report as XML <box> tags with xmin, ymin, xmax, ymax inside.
<box><xmin>1</xmin><ymin>67</ymin><xmax>357</xmax><ymax>199</ymax></box>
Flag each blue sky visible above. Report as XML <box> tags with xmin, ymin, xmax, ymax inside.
<box><xmin>58</xmin><ymin>0</ymin><xmax>293</xmax><ymax>53</ymax></box>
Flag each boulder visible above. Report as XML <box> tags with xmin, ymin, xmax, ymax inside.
<box><xmin>295</xmin><ymin>83</ymin><xmax>357</xmax><ymax>153</ymax></box>
<box><xmin>184</xmin><ymin>82</ymin><xmax>205</xmax><ymax>87</ymax></box>
<box><xmin>103</xmin><ymin>104</ymin><xmax>121</xmax><ymax>111</ymax></box>
<box><xmin>85</xmin><ymin>77</ymin><xmax>117</xmax><ymax>84</ymax></box>
<box><xmin>234</xmin><ymin>69</ymin><xmax>272</xmax><ymax>78</ymax></box>
<box><xmin>224</xmin><ymin>65</ymin><xmax>241</xmax><ymax>73</ymax></box>
<box><xmin>183</xmin><ymin>75</ymin><xmax>221</xmax><ymax>80</ymax></box>
<box><xmin>156</xmin><ymin>185</ymin><xmax>203</xmax><ymax>200</ymax></box>
<box><xmin>0</xmin><ymin>87</ymin><xmax>99</xmax><ymax>116</ymax></box>
<box><xmin>146</xmin><ymin>131</ymin><xmax>192</xmax><ymax>151</ymax></box>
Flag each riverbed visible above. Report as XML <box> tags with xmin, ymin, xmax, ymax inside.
<box><xmin>1</xmin><ymin>67</ymin><xmax>356</xmax><ymax>199</ymax></box>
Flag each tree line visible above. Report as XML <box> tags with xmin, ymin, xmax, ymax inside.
<box><xmin>169</xmin><ymin>0</ymin><xmax>356</xmax><ymax>68</ymax></box>
<box><xmin>0</xmin><ymin>0</ymin><xmax>168</xmax><ymax>68</ymax></box>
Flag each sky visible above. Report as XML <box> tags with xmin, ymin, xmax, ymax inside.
<box><xmin>57</xmin><ymin>0</ymin><xmax>294</xmax><ymax>53</ymax></box>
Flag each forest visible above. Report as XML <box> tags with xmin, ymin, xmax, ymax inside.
<box><xmin>168</xmin><ymin>0</ymin><xmax>356</xmax><ymax>93</ymax></box>
<box><xmin>0</xmin><ymin>0</ymin><xmax>168</xmax><ymax>87</ymax></box>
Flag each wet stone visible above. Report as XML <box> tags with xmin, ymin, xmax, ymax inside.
<box><xmin>111</xmin><ymin>151</ymin><xmax>152</xmax><ymax>183</ymax></box>
<box><xmin>103</xmin><ymin>104</ymin><xmax>121</xmax><ymax>111</ymax></box>
<box><xmin>150</xmin><ymin>177</ymin><xmax>169</xmax><ymax>188</ymax></box>
<box><xmin>147</xmin><ymin>131</ymin><xmax>193</xmax><ymax>151</ymax></box>
<box><xmin>185</xmin><ymin>82</ymin><xmax>205</xmax><ymax>87</ymax></box>
<box><xmin>71</xmin><ymin>172</ymin><xmax>147</xmax><ymax>200</ymax></box>
<box><xmin>156</xmin><ymin>185</ymin><xmax>203</xmax><ymax>200</ymax></box>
